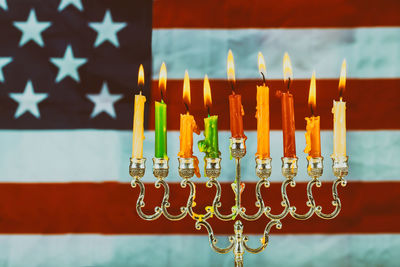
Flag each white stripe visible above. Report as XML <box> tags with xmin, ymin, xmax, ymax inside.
<box><xmin>0</xmin><ymin>234</ymin><xmax>398</xmax><ymax>266</ymax></box>
<box><xmin>152</xmin><ymin>27</ymin><xmax>400</xmax><ymax>79</ymax></box>
<box><xmin>0</xmin><ymin>130</ymin><xmax>398</xmax><ymax>182</ymax></box>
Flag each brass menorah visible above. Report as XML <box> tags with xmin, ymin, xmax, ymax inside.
<box><xmin>129</xmin><ymin>137</ymin><xmax>348</xmax><ymax>266</ymax></box>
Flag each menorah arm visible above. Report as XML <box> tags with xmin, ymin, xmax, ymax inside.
<box><xmin>239</xmin><ymin>179</ymin><xmax>270</xmax><ymax>221</ymax></box>
<box><xmin>209</xmin><ymin>179</ymin><xmax>239</xmax><ymax>221</ymax></box>
<box><xmin>315</xmin><ymin>177</ymin><xmax>347</xmax><ymax>219</ymax></box>
<box><xmin>290</xmin><ymin>178</ymin><xmax>321</xmax><ymax>220</ymax></box>
<box><xmin>158</xmin><ymin>179</ymin><xmax>188</xmax><ymax>221</ymax></box>
<box><xmin>195</xmin><ymin>220</ymin><xmax>235</xmax><ymax>254</ymax></box>
<box><xmin>243</xmin><ymin>220</ymin><xmax>282</xmax><ymax>254</ymax></box>
<box><xmin>131</xmin><ymin>178</ymin><xmax>163</xmax><ymax>221</ymax></box>
<box><xmin>265</xmin><ymin>178</ymin><xmax>295</xmax><ymax>220</ymax></box>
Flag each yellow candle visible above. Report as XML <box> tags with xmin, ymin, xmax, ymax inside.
<box><xmin>255</xmin><ymin>52</ymin><xmax>270</xmax><ymax>159</ymax></box>
<box><xmin>332</xmin><ymin>60</ymin><xmax>347</xmax><ymax>159</ymax></box>
<box><xmin>132</xmin><ymin>65</ymin><xmax>146</xmax><ymax>158</ymax></box>
<box><xmin>304</xmin><ymin>71</ymin><xmax>321</xmax><ymax>158</ymax></box>
<box><xmin>332</xmin><ymin>99</ymin><xmax>346</xmax><ymax>158</ymax></box>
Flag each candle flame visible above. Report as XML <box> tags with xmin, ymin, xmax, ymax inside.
<box><xmin>203</xmin><ymin>74</ymin><xmax>212</xmax><ymax>109</ymax></box>
<box><xmin>183</xmin><ymin>70</ymin><xmax>191</xmax><ymax>107</ymax></box>
<box><xmin>138</xmin><ymin>64</ymin><xmax>144</xmax><ymax>87</ymax></box>
<box><xmin>158</xmin><ymin>62</ymin><xmax>167</xmax><ymax>95</ymax></box>
<box><xmin>339</xmin><ymin>59</ymin><xmax>346</xmax><ymax>97</ymax></box>
<box><xmin>227</xmin><ymin>49</ymin><xmax>236</xmax><ymax>84</ymax></box>
<box><xmin>283</xmin><ymin>52</ymin><xmax>293</xmax><ymax>82</ymax></box>
<box><xmin>258</xmin><ymin>52</ymin><xmax>266</xmax><ymax>76</ymax></box>
<box><xmin>308</xmin><ymin>71</ymin><xmax>316</xmax><ymax>112</ymax></box>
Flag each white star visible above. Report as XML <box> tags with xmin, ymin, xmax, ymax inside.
<box><xmin>0</xmin><ymin>0</ymin><xmax>7</xmax><ymax>10</ymax></box>
<box><xmin>0</xmin><ymin>57</ymin><xmax>12</xmax><ymax>82</ymax></box>
<box><xmin>86</xmin><ymin>82</ymin><xmax>123</xmax><ymax>119</ymax></box>
<box><xmin>13</xmin><ymin>9</ymin><xmax>51</xmax><ymax>47</ymax></box>
<box><xmin>89</xmin><ymin>10</ymin><xmax>127</xmax><ymax>48</ymax></box>
<box><xmin>58</xmin><ymin>0</ymin><xmax>83</xmax><ymax>11</ymax></box>
<box><xmin>9</xmin><ymin>80</ymin><xmax>48</xmax><ymax>119</ymax></box>
<box><xmin>50</xmin><ymin>45</ymin><xmax>87</xmax><ymax>83</ymax></box>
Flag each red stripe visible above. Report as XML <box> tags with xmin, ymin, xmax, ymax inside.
<box><xmin>153</xmin><ymin>0</ymin><xmax>400</xmax><ymax>28</ymax></box>
<box><xmin>149</xmin><ymin>79</ymin><xmax>400</xmax><ymax>130</ymax></box>
<box><xmin>0</xmin><ymin>182</ymin><xmax>398</xmax><ymax>234</ymax></box>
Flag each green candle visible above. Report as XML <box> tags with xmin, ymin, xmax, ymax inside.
<box><xmin>198</xmin><ymin>75</ymin><xmax>220</xmax><ymax>158</ymax></box>
<box><xmin>199</xmin><ymin>115</ymin><xmax>220</xmax><ymax>158</ymax></box>
<box><xmin>155</xmin><ymin>63</ymin><xmax>168</xmax><ymax>159</ymax></box>
<box><xmin>155</xmin><ymin>100</ymin><xmax>167</xmax><ymax>158</ymax></box>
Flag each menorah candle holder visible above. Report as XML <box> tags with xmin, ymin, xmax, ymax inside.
<box><xmin>204</xmin><ymin>157</ymin><xmax>222</xmax><ymax>179</ymax></box>
<box><xmin>129</xmin><ymin>144</ymin><xmax>348</xmax><ymax>266</ymax></box>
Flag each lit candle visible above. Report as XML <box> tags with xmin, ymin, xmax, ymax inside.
<box><xmin>178</xmin><ymin>70</ymin><xmax>200</xmax><ymax>177</ymax></box>
<box><xmin>132</xmin><ymin>64</ymin><xmax>146</xmax><ymax>158</ymax></box>
<box><xmin>276</xmin><ymin>52</ymin><xmax>296</xmax><ymax>158</ymax></box>
<box><xmin>332</xmin><ymin>60</ymin><xmax>347</xmax><ymax>159</ymax></box>
<box><xmin>255</xmin><ymin>52</ymin><xmax>270</xmax><ymax>159</ymax></box>
<box><xmin>227</xmin><ymin>50</ymin><xmax>246</xmax><ymax>139</ymax></box>
<box><xmin>155</xmin><ymin>62</ymin><xmax>168</xmax><ymax>159</ymax></box>
<box><xmin>198</xmin><ymin>75</ymin><xmax>220</xmax><ymax>159</ymax></box>
<box><xmin>304</xmin><ymin>71</ymin><xmax>321</xmax><ymax>157</ymax></box>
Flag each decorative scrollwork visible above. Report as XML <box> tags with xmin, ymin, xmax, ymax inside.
<box><xmin>131</xmin><ymin>178</ymin><xmax>163</xmax><ymax>220</ymax></box>
<box><xmin>265</xmin><ymin>178</ymin><xmax>295</xmax><ymax>220</ymax></box>
<box><xmin>195</xmin><ymin>220</ymin><xmax>235</xmax><ymax>254</ymax></box>
<box><xmin>289</xmin><ymin>178</ymin><xmax>321</xmax><ymax>220</ymax></box>
<box><xmin>243</xmin><ymin>220</ymin><xmax>282</xmax><ymax>254</ymax></box>
<box><xmin>240</xmin><ymin>179</ymin><xmax>269</xmax><ymax>221</ymax></box>
<box><xmin>315</xmin><ymin>178</ymin><xmax>347</xmax><ymax>219</ymax></box>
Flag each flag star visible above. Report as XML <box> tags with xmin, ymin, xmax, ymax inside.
<box><xmin>0</xmin><ymin>57</ymin><xmax>12</xmax><ymax>82</ymax></box>
<box><xmin>89</xmin><ymin>10</ymin><xmax>127</xmax><ymax>48</ymax></box>
<box><xmin>13</xmin><ymin>9</ymin><xmax>51</xmax><ymax>47</ymax></box>
<box><xmin>50</xmin><ymin>45</ymin><xmax>87</xmax><ymax>83</ymax></box>
<box><xmin>58</xmin><ymin>0</ymin><xmax>83</xmax><ymax>12</ymax></box>
<box><xmin>9</xmin><ymin>80</ymin><xmax>48</xmax><ymax>119</ymax></box>
<box><xmin>86</xmin><ymin>82</ymin><xmax>123</xmax><ymax>119</ymax></box>
<box><xmin>0</xmin><ymin>0</ymin><xmax>7</xmax><ymax>10</ymax></box>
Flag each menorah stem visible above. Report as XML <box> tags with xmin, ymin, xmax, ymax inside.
<box><xmin>235</xmin><ymin>158</ymin><xmax>242</xmax><ymax>212</ymax></box>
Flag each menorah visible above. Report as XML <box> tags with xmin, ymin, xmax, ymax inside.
<box><xmin>129</xmin><ymin>137</ymin><xmax>348</xmax><ymax>266</ymax></box>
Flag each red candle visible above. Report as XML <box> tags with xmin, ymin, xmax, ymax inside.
<box><xmin>277</xmin><ymin>52</ymin><xmax>296</xmax><ymax>158</ymax></box>
<box><xmin>227</xmin><ymin>50</ymin><xmax>246</xmax><ymax>139</ymax></box>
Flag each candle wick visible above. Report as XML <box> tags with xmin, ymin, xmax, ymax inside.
<box><xmin>261</xmin><ymin>72</ymin><xmax>266</xmax><ymax>84</ymax></box>
<box><xmin>310</xmin><ymin>105</ymin><xmax>314</xmax><ymax>116</ymax></box>
<box><xmin>230</xmin><ymin>80</ymin><xmax>236</xmax><ymax>93</ymax></box>
<box><xmin>207</xmin><ymin>106</ymin><xmax>210</xmax><ymax>117</ymax></box>
<box><xmin>339</xmin><ymin>88</ymin><xmax>343</xmax><ymax>100</ymax></box>
<box><xmin>184</xmin><ymin>102</ymin><xmax>189</xmax><ymax>113</ymax></box>
<box><xmin>287</xmin><ymin>77</ymin><xmax>291</xmax><ymax>92</ymax></box>
<box><xmin>160</xmin><ymin>89</ymin><xmax>164</xmax><ymax>102</ymax></box>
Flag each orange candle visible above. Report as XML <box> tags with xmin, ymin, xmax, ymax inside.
<box><xmin>255</xmin><ymin>52</ymin><xmax>270</xmax><ymax>159</ymax></box>
<box><xmin>276</xmin><ymin>52</ymin><xmax>296</xmax><ymax>158</ymax></box>
<box><xmin>227</xmin><ymin>50</ymin><xmax>246</xmax><ymax>139</ymax></box>
<box><xmin>178</xmin><ymin>70</ymin><xmax>200</xmax><ymax>177</ymax></box>
<box><xmin>304</xmin><ymin>71</ymin><xmax>321</xmax><ymax>157</ymax></box>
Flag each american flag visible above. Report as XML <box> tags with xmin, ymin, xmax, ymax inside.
<box><xmin>0</xmin><ymin>0</ymin><xmax>399</xmax><ymax>266</ymax></box>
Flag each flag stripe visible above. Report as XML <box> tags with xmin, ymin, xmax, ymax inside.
<box><xmin>153</xmin><ymin>0</ymin><xmax>400</xmax><ymax>28</ymax></box>
<box><xmin>152</xmin><ymin>28</ymin><xmax>400</xmax><ymax>79</ymax></box>
<box><xmin>149</xmin><ymin>79</ymin><xmax>400</xmax><ymax>130</ymax></box>
<box><xmin>0</xmin><ymin>234</ymin><xmax>398</xmax><ymax>267</ymax></box>
<box><xmin>1</xmin><ymin>130</ymin><xmax>399</xmax><ymax>182</ymax></box>
<box><xmin>0</xmin><ymin>182</ymin><xmax>398</xmax><ymax>234</ymax></box>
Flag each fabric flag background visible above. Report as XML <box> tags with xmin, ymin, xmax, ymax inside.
<box><xmin>0</xmin><ymin>0</ymin><xmax>399</xmax><ymax>266</ymax></box>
